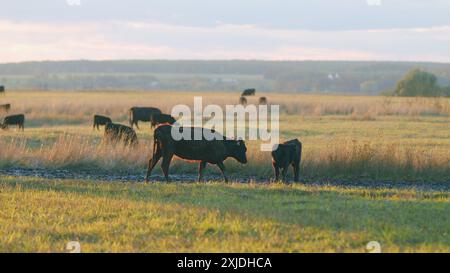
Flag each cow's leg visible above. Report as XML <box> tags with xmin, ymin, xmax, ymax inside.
<box><xmin>281</xmin><ymin>166</ymin><xmax>288</xmax><ymax>183</ymax></box>
<box><xmin>93</xmin><ymin>123</ymin><xmax>96</xmax><ymax>130</ymax></box>
<box><xmin>217</xmin><ymin>162</ymin><xmax>228</xmax><ymax>183</ymax></box>
<box><xmin>161</xmin><ymin>152</ymin><xmax>174</xmax><ymax>182</ymax></box>
<box><xmin>135</xmin><ymin>121</ymin><xmax>140</xmax><ymax>130</ymax></box>
<box><xmin>292</xmin><ymin>162</ymin><xmax>300</xmax><ymax>182</ymax></box>
<box><xmin>145</xmin><ymin>147</ymin><xmax>162</xmax><ymax>182</ymax></box>
<box><xmin>198</xmin><ymin>161</ymin><xmax>207</xmax><ymax>182</ymax></box>
<box><xmin>273</xmin><ymin>163</ymin><xmax>280</xmax><ymax>181</ymax></box>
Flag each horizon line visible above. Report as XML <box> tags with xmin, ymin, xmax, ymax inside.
<box><xmin>1</xmin><ymin>59</ymin><xmax>450</xmax><ymax>65</ymax></box>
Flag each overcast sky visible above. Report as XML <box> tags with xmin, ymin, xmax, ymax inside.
<box><xmin>0</xmin><ymin>0</ymin><xmax>449</xmax><ymax>63</ymax></box>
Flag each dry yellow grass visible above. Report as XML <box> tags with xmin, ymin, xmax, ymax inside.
<box><xmin>2</xmin><ymin>91</ymin><xmax>449</xmax><ymax>126</ymax></box>
<box><xmin>0</xmin><ymin>91</ymin><xmax>449</xmax><ymax>181</ymax></box>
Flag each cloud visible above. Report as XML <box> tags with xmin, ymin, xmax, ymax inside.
<box><xmin>0</xmin><ymin>20</ymin><xmax>449</xmax><ymax>63</ymax></box>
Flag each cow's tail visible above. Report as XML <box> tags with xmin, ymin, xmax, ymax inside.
<box><xmin>145</xmin><ymin>130</ymin><xmax>159</xmax><ymax>182</ymax></box>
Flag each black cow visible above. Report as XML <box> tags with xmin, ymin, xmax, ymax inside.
<box><xmin>129</xmin><ymin>107</ymin><xmax>162</xmax><ymax>129</ymax></box>
<box><xmin>241</xmin><ymin>88</ymin><xmax>256</xmax><ymax>96</ymax></box>
<box><xmin>239</xmin><ymin>96</ymin><xmax>247</xmax><ymax>105</ymax></box>
<box><xmin>259</xmin><ymin>97</ymin><xmax>267</xmax><ymax>105</ymax></box>
<box><xmin>150</xmin><ymin>113</ymin><xmax>176</xmax><ymax>127</ymax></box>
<box><xmin>0</xmin><ymin>86</ymin><xmax>4</xmax><ymax>95</ymax></box>
<box><xmin>1</xmin><ymin>114</ymin><xmax>25</xmax><ymax>131</ymax></box>
<box><xmin>0</xmin><ymin>103</ymin><xmax>11</xmax><ymax>112</ymax></box>
<box><xmin>104</xmin><ymin>123</ymin><xmax>138</xmax><ymax>146</ymax></box>
<box><xmin>145</xmin><ymin>125</ymin><xmax>248</xmax><ymax>182</ymax></box>
<box><xmin>271</xmin><ymin>139</ymin><xmax>302</xmax><ymax>183</ymax></box>
<box><xmin>93</xmin><ymin>114</ymin><xmax>112</xmax><ymax>130</ymax></box>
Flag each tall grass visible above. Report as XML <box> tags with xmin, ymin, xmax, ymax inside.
<box><xmin>1</xmin><ymin>91</ymin><xmax>448</xmax><ymax>182</ymax></box>
<box><xmin>0</xmin><ymin>135</ymin><xmax>148</xmax><ymax>172</ymax></box>
<box><xmin>1</xmin><ymin>135</ymin><xmax>448</xmax><ymax>182</ymax></box>
<box><xmin>2</xmin><ymin>91</ymin><xmax>449</xmax><ymax>127</ymax></box>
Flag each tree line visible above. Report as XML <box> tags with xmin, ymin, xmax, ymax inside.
<box><xmin>0</xmin><ymin>60</ymin><xmax>449</xmax><ymax>95</ymax></box>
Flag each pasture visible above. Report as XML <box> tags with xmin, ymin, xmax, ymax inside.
<box><xmin>1</xmin><ymin>176</ymin><xmax>449</xmax><ymax>252</ymax></box>
<box><xmin>0</xmin><ymin>91</ymin><xmax>448</xmax><ymax>182</ymax></box>
<box><xmin>0</xmin><ymin>90</ymin><xmax>449</xmax><ymax>252</ymax></box>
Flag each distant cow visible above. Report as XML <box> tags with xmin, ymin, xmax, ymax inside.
<box><xmin>241</xmin><ymin>88</ymin><xmax>255</xmax><ymax>96</ymax></box>
<box><xmin>93</xmin><ymin>115</ymin><xmax>112</xmax><ymax>130</ymax></box>
<box><xmin>151</xmin><ymin>113</ymin><xmax>176</xmax><ymax>127</ymax></box>
<box><xmin>0</xmin><ymin>86</ymin><xmax>4</xmax><ymax>95</ymax></box>
<box><xmin>104</xmin><ymin>123</ymin><xmax>138</xmax><ymax>146</ymax></box>
<box><xmin>239</xmin><ymin>96</ymin><xmax>247</xmax><ymax>105</ymax></box>
<box><xmin>259</xmin><ymin>97</ymin><xmax>267</xmax><ymax>105</ymax></box>
<box><xmin>129</xmin><ymin>107</ymin><xmax>162</xmax><ymax>129</ymax></box>
<box><xmin>145</xmin><ymin>125</ymin><xmax>248</xmax><ymax>182</ymax></box>
<box><xmin>271</xmin><ymin>139</ymin><xmax>302</xmax><ymax>183</ymax></box>
<box><xmin>0</xmin><ymin>103</ymin><xmax>11</xmax><ymax>112</ymax></box>
<box><xmin>1</xmin><ymin>114</ymin><xmax>25</xmax><ymax>131</ymax></box>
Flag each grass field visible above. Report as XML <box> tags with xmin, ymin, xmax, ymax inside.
<box><xmin>0</xmin><ymin>90</ymin><xmax>449</xmax><ymax>252</ymax></box>
<box><xmin>1</xmin><ymin>176</ymin><xmax>449</xmax><ymax>252</ymax></box>
<box><xmin>0</xmin><ymin>91</ymin><xmax>448</xmax><ymax>182</ymax></box>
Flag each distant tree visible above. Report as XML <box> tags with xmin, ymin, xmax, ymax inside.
<box><xmin>394</xmin><ymin>69</ymin><xmax>441</xmax><ymax>97</ymax></box>
<box><xmin>440</xmin><ymin>86</ymin><xmax>450</xmax><ymax>97</ymax></box>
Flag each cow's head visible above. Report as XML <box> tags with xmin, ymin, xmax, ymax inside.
<box><xmin>229</xmin><ymin>139</ymin><xmax>248</xmax><ymax>164</ymax></box>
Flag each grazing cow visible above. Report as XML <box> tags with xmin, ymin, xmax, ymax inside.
<box><xmin>145</xmin><ymin>125</ymin><xmax>248</xmax><ymax>182</ymax></box>
<box><xmin>239</xmin><ymin>96</ymin><xmax>247</xmax><ymax>105</ymax></box>
<box><xmin>93</xmin><ymin>114</ymin><xmax>112</xmax><ymax>130</ymax></box>
<box><xmin>259</xmin><ymin>97</ymin><xmax>267</xmax><ymax>105</ymax></box>
<box><xmin>151</xmin><ymin>113</ymin><xmax>176</xmax><ymax>127</ymax></box>
<box><xmin>271</xmin><ymin>139</ymin><xmax>302</xmax><ymax>183</ymax></box>
<box><xmin>129</xmin><ymin>107</ymin><xmax>162</xmax><ymax>129</ymax></box>
<box><xmin>104</xmin><ymin>122</ymin><xmax>138</xmax><ymax>146</ymax></box>
<box><xmin>0</xmin><ymin>86</ymin><xmax>4</xmax><ymax>95</ymax></box>
<box><xmin>1</xmin><ymin>114</ymin><xmax>25</xmax><ymax>131</ymax></box>
<box><xmin>0</xmin><ymin>103</ymin><xmax>11</xmax><ymax>112</ymax></box>
<box><xmin>241</xmin><ymin>88</ymin><xmax>256</xmax><ymax>96</ymax></box>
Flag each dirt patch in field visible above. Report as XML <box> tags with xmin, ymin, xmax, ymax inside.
<box><xmin>0</xmin><ymin>168</ymin><xmax>448</xmax><ymax>192</ymax></box>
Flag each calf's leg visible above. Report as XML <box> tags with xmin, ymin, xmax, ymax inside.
<box><xmin>273</xmin><ymin>163</ymin><xmax>280</xmax><ymax>181</ymax></box>
<box><xmin>292</xmin><ymin>162</ymin><xmax>300</xmax><ymax>182</ymax></box>
<box><xmin>281</xmin><ymin>166</ymin><xmax>288</xmax><ymax>183</ymax></box>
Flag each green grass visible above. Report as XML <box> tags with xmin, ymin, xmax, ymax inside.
<box><xmin>1</xmin><ymin>176</ymin><xmax>449</xmax><ymax>252</ymax></box>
